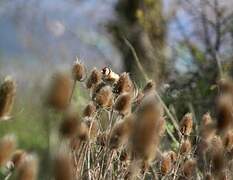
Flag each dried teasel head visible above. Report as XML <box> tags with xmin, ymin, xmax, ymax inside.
<box><xmin>131</xmin><ymin>95</ymin><xmax>163</xmax><ymax>162</ymax></box>
<box><xmin>94</xmin><ymin>85</ymin><xmax>113</xmax><ymax>108</ymax></box>
<box><xmin>109</xmin><ymin>115</ymin><xmax>134</xmax><ymax>149</ymax></box>
<box><xmin>200</xmin><ymin>113</ymin><xmax>216</xmax><ymax>142</ymax></box>
<box><xmin>59</xmin><ymin>111</ymin><xmax>80</xmax><ymax>139</ymax></box>
<box><xmin>0</xmin><ymin>76</ymin><xmax>16</xmax><ymax>120</ymax></box>
<box><xmin>11</xmin><ymin>149</ymin><xmax>27</xmax><ymax>169</ymax></box>
<box><xmin>160</xmin><ymin>152</ymin><xmax>172</xmax><ymax>175</ymax></box>
<box><xmin>86</xmin><ymin>68</ymin><xmax>102</xmax><ymax>89</ymax></box>
<box><xmin>47</xmin><ymin>72</ymin><xmax>72</xmax><ymax>111</ymax></box>
<box><xmin>202</xmin><ymin>112</ymin><xmax>213</xmax><ymax>126</ymax></box>
<box><xmin>167</xmin><ymin>151</ymin><xmax>177</xmax><ymax>162</ymax></box>
<box><xmin>83</xmin><ymin>119</ymin><xmax>98</xmax><ymax>140</ymax></box>
<box><xmin>83</xmin><ymin>101</ymin><xmax>96</xmax><ymax>118</ymax></box>
<box><xmin>181</xmin><ymin>159</ymin><xmax>196</xmax><ymax>178</ymax></box>
<box><xmin>180</xmin><ymin>139</ymin><xmax>192</xmax><ymax>155</ymax></box>
<box><xmin>0</xmin><ymin>134</ymin><xmax>16</xmax><ymax>167</ymax></box>
<box><xmin>72</xmin><ymin>58</ymin><xmax>86</xmax><ymax>81</ymax></box>
<box><xmin>78</xmin><ymin>122</ymin><xmax>89</xmax><ymax>141</ymax></box>
<box><xmin>180</xmin><ymin>113</ymin><xmax>193</xmax><ymax>136</ymax></box>
<box><xmin>53</xmin><ymin>149</ymin><xmax>73</xmax><ymax>180</ymax></box>
<box><xmin>114</xmin><ymin>93</ymin><xmax>132</xmax><ymax>116</ymax></box>
<box><xmin>16</xmin><ymin>154</ymin><xmax>38</xmax><ymax>180</ymax></box>
<box><xmin>216</xmin><ymin>94</ymin><xmax>233</xmax><ymax>132</ymax></box>
<box><xmin>113</xmin><ymin>72</ymin><xmax>133</xmax><ymax>94</ymax></box>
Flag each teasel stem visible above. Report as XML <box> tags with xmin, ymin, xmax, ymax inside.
<box><xmin>124</xmin><ymin>37</ymin><xmax>181</xmax><ymax>143</ymax></box>
<box><xmin>69</xmin><ymin>80</ymin><xmax>77</xmax><ymax>103</ymax></box>
<box><xmin>172</xmin><ymin>135</ymin><xmax>185</xmax><ymax>180</ymax></box>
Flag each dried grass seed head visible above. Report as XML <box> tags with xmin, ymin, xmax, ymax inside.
<box><xmin>0</xmin><ymin>76</ymin><xmax>16</xmax><ymax>120</ymax></box>
<box><xmin>180</xmin><ymin>113</ymin><xmax>193</xmax><ymax>136</ymax></box>
<box><xmin>114</xmin><ymin>93</ymin><xmax>132</xmax><ymax>116</ymax></box>
<box><xmin>0</xmin><ymin>134</ymin><xmax>16</xmax><ymax>166</ymax></box>
<box><xmin>113</xmin><ymin>72</ymin><xmax>133</xmax><ymax>94</ymax></box>
<box><xmin>17</xmin><ymin>154</ymin><xmax>38</xmax><ymax>180</ymax></box>
<box><xmin>47</xmin><ymin>72</ymin><xmax>72</xmax><ymax>111</ymax></box>
<box><xmin>86</xmin><ymin>68</ymin><xmax>102</xmax><ymax>89</ymax></box>
<box><xmin>72</xmin><ymin>59</ymin><xmax>86</xmax><ymax>81</ymax></box>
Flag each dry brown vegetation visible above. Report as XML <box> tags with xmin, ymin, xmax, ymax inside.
<box><xmin>1</xmin><ymin>59</ymin><xmax>233</xmax><ymax>180</ymax></box>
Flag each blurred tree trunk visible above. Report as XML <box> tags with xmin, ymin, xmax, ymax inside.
<box><xmin>108</xmin><ymin>0</ymin><xmax>167</xmax><ymax>84</ymax></box>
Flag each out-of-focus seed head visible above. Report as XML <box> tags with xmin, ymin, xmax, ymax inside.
<box><xmin>72</xmin><ymin>59</ymin><xmax>86</xmax><ymax>81</ymax></box>
<box><xmin>11</xmin><ymin>149</ymin><xmax>27</xmax><ymax>168</ymax></box>
<box><xmin>131</xmin><ymin>95</ymin><xmax>163</xmax><ymax>162</ymax></box>
<box><xmin>0</xmin><ymin>76</ymin><xmax>16</xmax><ymax>120</ymax></box>
<box><xmin>47</xmin><ymin>72</ymin><xmax>72</xmax><ymax>111</ymax></box>
<box><xmin>53</xmin><ymin>150</ymin><xmax>73</xmax><ymax>180</ymax></box>
<box><xmin>59</xmin><ymin>111</ymin><xmax>80</xmax><ymax>139</ymax></box>
<box><xmin>113</xmin><ymin>72</ymin><xmax>133</xmax><ymax>94</ymax></box>
<box><xmin>181</xmin><ymin>159</ymin><xmax>196</xmax><ymax>178</ymax></box>
<box><xmin>83</xmin><ymin>101</ymin><xmax>96</xmax><ymax>118</ymax></box>
<box><xmin>114</xmin><ymin>93</ymin><xmax>132</xmax><ymax>116</ymax></box>
<box><xmin>109</xmin><ymin>115</ymin><xmax>134</xmax><ymax>149</ymax></box>
<box><xmin>223</xmin><ymin>131</ymin><xmax>233</xmax><ymax>152</ymax></box>
<box><xmin>217</xmin><ymin>77</ymin><xmax>233</xmax><ymax>95</ymax></box>
<box><xmin>142</xmin><ymin>80</ymin><xmax>156</xmax><ymax>95</ymax></box>
<box><xmin>180</xmin><ymin>139</ymin><xmax>192</xmax><ymax>155</ymax></box>
<box><xmin>180</xmin><ymin>113</ymin><xmax>193</xmax><ymax>136</ymax></box>
<box><xmin>0</xmin><ymin>134</ymin><xmax>16</xmax><ymax>167</ymax></box>
<box><xmin>205</xmin><ymin>173</ymin><xmax>214</xmax><ymax>180</ymax></box>
<box><xmin>216</xmin><ymin>94</ymin><xmax>233</xmax><ymax>132</ymax></box>
<box><xmin>86</xmin><ymin>68</ymin><xmax>102</xmax><ymax>89</ymax></box>
<box><xmin>17</xmin><ymin>154</ymin><xmax>38</xmax><ymax>180</ymax></box>
<box><xmin>160</xmin><ymin>153</ymin><xmax>172</xmax><ymax>175</ymax></box>
<box><xmin>94</xmin><ymin>86</ymin><xmax>113</xmax><ymax>108</ymax></box>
